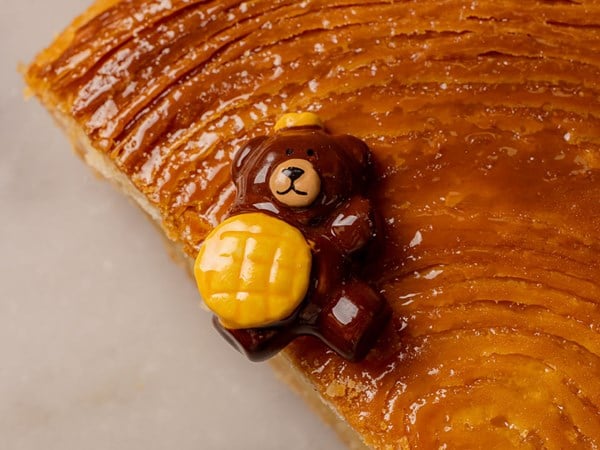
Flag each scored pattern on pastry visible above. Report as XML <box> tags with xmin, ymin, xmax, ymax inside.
<box><xmin>27</xmin><ymin>0</ymin><xmax>600</xmax><ymax>448</ymax></box>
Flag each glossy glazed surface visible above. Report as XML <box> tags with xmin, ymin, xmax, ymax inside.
<box><xmin>27</xmin><ymin>0</ymin><xmax>600</xmax><ymax>448</ymax></box>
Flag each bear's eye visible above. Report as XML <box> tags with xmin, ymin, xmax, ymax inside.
<box><xmin>285</xmin><ymin>148</ymin><xmax>293</xmax><ymax>156</ymax></box>
<box><xmin>306</xmin><ymin>148</ymin><xmax>315</xmax><ymax>157</ymax></box>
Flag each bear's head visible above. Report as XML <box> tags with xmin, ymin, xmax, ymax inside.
<box><xmin>231</xmin><ymin>114</ymin><xmax>372</xmax><ymax>226</ymax></box>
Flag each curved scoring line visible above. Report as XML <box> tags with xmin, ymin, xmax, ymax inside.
<box><xmin>159</xmin><ymin>157</ymin><xmax>231</xmax><ymax>211</ymax></box>
<box><xmin>409</xmin><ymin>324</ymin><xmax>600</xmax><ymax>363</ymax></box>
<box><xmin>397</xmin><ymin>241</ymin><xmax>599</xmax><ymax>279</ymax></box>
<box><xmin>397</xmin><ymin>371</ymin><xmax>599</xmax><ymax>444</ymax></box>
<box><xmin>401</xmin><ymin>326</ymin><xmax>600</xmax><ymax>371</ymax></box>
<box><xmin>115</xmin><ymin>11</ymin><xmax>600</xmax><ymax>177</ymax></box>
<box><xmin>111</xmin><ymin>35</ymin><xmax>253</xmax><ymax>152</ymax></box>
<box><xmin>385</xmin><ymin>98</ymin><xmax>600</xmax><ymax>133</ymax></box>
<box><xmin>118</xmin><ymin>15</ymin><xmax>425</xmax><ymax>133</ymax></box>
<box><xmin>384</xmin><ymin>263</ymin><xmax>600</xmax><ymax>296</ymax></box>
<box><xmin>545</xmin><ymin>20</ymin><xmax>600</xmax><ymax>31</ymax></box>
<box><xmin>429</xmin><ymin>49</ymin><xmax>600</xmax><ymax>85</ymax></box>
<box><xmin>437</xmin><ymin>31</ymin><xmax>600</xmax><ymax>69</ymax></box>
<box><xmin>89</xmin><ymin>0</ymin><xmax>306</xmax><ymax>145</ymax></box>
<box><xmin>394</xmin><ymin>275</ymin><xmax>600</xmax><ymax>306</ymax></box>
<box><xmin>393</xmin><ymin>349</ymin><xmax>598</xmax><ymax>400</ymax></box>
<box><xmin>406</xmin><ymin>298</ymin><xmax>598</xmax><ymax>334</ymax></box>
<box><xmin>54</xmin><ymin>0</ymin><xmax>600</xmax><ymax>128</ymax></box>
<box><xmin>382</xmin><ymin>266</ymin><xmax>600</xmax><ymax>307</ymax></box>
<box><xmin>273</xmin><ymin>94</ymin><xmax>600</xmax><ymax>147</ymax></box>
<box><xmin>74</xmin><ymin>6</ymin><xmax>235</xmax><ymax>116</ymax></box>
<box><xmin>251</xmin><ymin>58</ymin><xmax>600</xmax><ymax>124</ymax></box>
<box><xmin>379</xmin><ymin>351</ymin><xmax>600</xmax><ymax>433</ymax></box>
<box><xmin>396</xmin><ymin>329</ymin><xmax>598</xmax><ymax>409</ymax></box>
<box><xmin>115</xmin><ymin>3</ymin><xmax>568</xmax><ymax>153</ymax></box>
<box><xmin>400</xmin><ymin>302</ymin><xmax>600</xmax><ymax>368</ymax></box>
<box><xmin>297</xmin><ymin>62</ymin><xmax>600</xmax><ymax>105</ymax></box>
<box><xmin>111</xmin><ymin>4</ymin><xmax>407</xmax><ymax>165</ymax></box>
<box><xmin>112</xmin><ymin>21</ymin><xmax>408</xmax><ymax>172</ymax></box>
<box><xmin>380</xmin><ymin>251</ymin><xmax>599</xmax><ymax>289</ymax></box>
<box><xmin>398</xmin><ymin>212</ymin><xmax>600</xmax><ymax>255</ymax></box>
<box><xmin>381</xmin><ymin>90</ymin><xmax>600</xmax><ymax>125</ymax></box>
<box><xmin>55</xmin><ymin>0</ymin><xmax>211</xmax><ymax>89</ymax></box>
<box><xmin>141</xmin><ymin>72</ymin><xmax>600</xmax><ymax>193</ymax></box>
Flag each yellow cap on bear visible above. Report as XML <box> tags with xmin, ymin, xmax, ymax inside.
<box><xmin>194</xmin><ymin>213</ymin><xmax>312</xmax><ymax>329</ymax></box>
<box><xmin>274</xmin><ymin>112</ymin><xmax>324</xmax><ymax>131</ymax></box>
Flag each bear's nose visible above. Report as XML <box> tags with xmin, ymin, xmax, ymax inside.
<box><xmin>282</xmin><ymin>166</ymin><xmax>305</xmax><ymax>181</ymax></box>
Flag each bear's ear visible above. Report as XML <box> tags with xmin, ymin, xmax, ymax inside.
<box><xmin>337</xmin><ymin>135</ymin><xmax>372</xmax><ymax>170</ymax></box>
<box><xmin>231</xmin><ymin>136</ymin><xmax>268</xmax><ymax>182</ymax></box>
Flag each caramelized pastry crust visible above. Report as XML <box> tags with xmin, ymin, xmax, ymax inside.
<box><xmin>27</xmin><ymin>1</ymin><xmax>600</xmax><ymax>448</ymax></box>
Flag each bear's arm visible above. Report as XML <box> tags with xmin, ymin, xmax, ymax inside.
<box><xmin>328</xmin><ymin>196</ymin><xmax>375</xmax><ymax>255</ymax></box>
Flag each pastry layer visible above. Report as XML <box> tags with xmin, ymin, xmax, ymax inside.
<box><xmin>27</xmin><ymin>1</ymin><xmax>600</xmax><ymax>448</ymax></box>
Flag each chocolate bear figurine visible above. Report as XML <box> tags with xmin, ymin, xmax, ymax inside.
<box><xmin>194</xmin><ymin>112</ymin><xmax>390</xmax><ymax>361</ymax></box>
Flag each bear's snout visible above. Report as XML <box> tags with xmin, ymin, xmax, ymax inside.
<box><xmin>269</xmin><ymin>158</ymin><xmax>321</xmax><ymax>208</ymax></box>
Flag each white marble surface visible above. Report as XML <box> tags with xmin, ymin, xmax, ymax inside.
<box><xmin>0</xmin><ymin>2</ymin><xmax>343</xmax><ymax>449</ymax></box>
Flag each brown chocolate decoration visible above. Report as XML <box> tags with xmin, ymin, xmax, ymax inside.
<box><xmin>213</xmin><ymin>116</ymin><xmax>390</xmax><ymax>361</ymax></box>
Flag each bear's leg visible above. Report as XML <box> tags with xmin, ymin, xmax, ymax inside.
<box><xmin>315</xmin><ymin>280</ymin><xmax>390</xmax><ymax>361</ymax></box>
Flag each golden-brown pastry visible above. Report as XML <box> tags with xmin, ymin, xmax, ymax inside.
<box><xmin>26</xmin><ymin>0</ymin><xmax>600</xmax><ymax>448</ymax></box>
